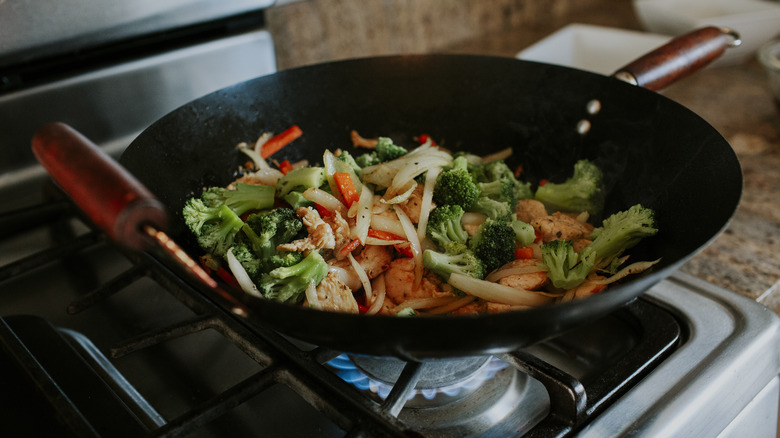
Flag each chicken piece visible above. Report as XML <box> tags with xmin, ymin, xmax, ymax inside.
<box><xmin>486</xmin><ymin>302</ymin><xmax>517</xmax><ymax>313</ymax></box>
<box><xmin>450</xmin><ymin>300</ymin><xmax>486</xmax><ymax>315</ymax></box>
<box><xmin>384</xmin><ymin>258</ymin><xmax>452</xmax><ymax>304</ymax></box>
<box><xmin>323</xmin><ymin>210</ymin><xmax>351</xmax><ymax>259</ymax></box>
<box><xmin>328</xmin><ymin>245</ymin><xmax>393</xmax><ymax>291</ymax></box>
<box><xmin>496</xmin><ymin>258</ymin><xmax>549</xmax><ymax>291</ymax></box>
<box><xmin>228</xmin><ymin>169</ymin><xmax>283</xmax><ymax>188</ymax></box>
<box><xmin>312</xmin><ymin>271</ymin><xmax>359</xmax><ymax>314</ymax></box>
<box><xmin>377</xmin><ymin>296</ymin><xmax>398</xmax><ymax>315</ymax></box>
<box><xmin>570</xmin><ymin>275</ymin><xmax>607</xmax><ymax>300</ymax></box>
<box><xmin>278</xmin><ymin>207</ymin><xmax>335</xmax><ymax>253</ymax></box>
<box><xmin>572</xmin><ymin>238</ymin><xmax>592</xmax><ymax>253</ymax></box>
<box><xmin>514</xmin><ymin>199</ymin><xmax>548</xmax><ymax>224</ymax></box>
<box><xmin>531</xmin><ymin>212</ymin><xmax>594</xmax><ymax>243</ymax></box>
<box><xmin>396</xmin><ymin>185</ymin><xmax>431</xmax><ymax>224</ymax></box>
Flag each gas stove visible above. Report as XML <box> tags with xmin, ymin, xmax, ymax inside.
<box><xmin>0</xmin><ymin>191</ymin><xmax>778</xmax><ymax>436</ymax></box>
<box><xmin>1</xmin><ymin>3</ymin><xmax>779</xmax><ymax>436</ymax></box>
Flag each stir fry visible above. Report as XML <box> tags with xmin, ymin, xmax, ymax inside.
<box><xmin>182</xmin><ymin>127</ymin><xmax>659</xmax><ymax>316</ymax></box>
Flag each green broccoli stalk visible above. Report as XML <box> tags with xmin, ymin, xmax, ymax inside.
<box><xmin>541</xmin><ymin>240</ymin><xmax>596</xmax><ymax>289</ymax></box>
<box><xmin>258</xmin><ymin>251</ymin><xmax>329</xmax><ymax>303</ymax></box>
<box><xmin>182</xmin><ymin>199</ymin><xmax>244</xmax><ymax>258</ymax></box>
<box><xmin>241</xmin><ymin>208</ymin><xmax>305</xmax><ymax>271</ymax></box>
<box><xmin>200</xmin><ymin>183</ymin><xmax>275</xmax><ymax>216</ymax></box>
<box><xmin>426</xmin><ymin>204</ymin><xmax>469</xmax><ymax>248</ymax></box>
<box><xmin>534</xmin><ymin>159</ymin><xmax>605</xmax><ymax>216</ymax></box>
<box><xmin>423</xmin><ymin>244</ymin><xmax>486</xmax><ymax>281</ymax></box>
<box><xmin>433</xmin><ymin>156</ymin><xmax>481</xmax><ymax>210</ymax></box>
<box><xmin>469</xmin><ymin>196</ymin><xmax>513</xmax><ymax>221</ymax></box>
<box><xmin>468</xmin><ymin>218</ymin><xmax>516</xmax><ymax>273</ymax></box>
<box><xmin>581</xmin><ymin>204</ymin><xmax>658</xmax><ymax>268</ymax></box>
<box><xmin>276</xmin><ymin>166</ymin><xmax>327</xmax><ymax>198</ymax></box>
<box><xmin>471</xmin><ymin>160</ymin><xmax>533</xmax><ymax>202</ymax></box>
<box><xmin>282</xmin><ymin>191</ymin><xmax>315</xmax><ymax>210</ymax></box>
<box><xmin>510</xmin><ymin>218</ymin><xmax>536</xmax><ymax>247</ymax></box>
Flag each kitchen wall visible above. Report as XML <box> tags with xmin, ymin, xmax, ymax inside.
<box><xmin>266</xmin><ymin>0</ymin><xmax>604</xmax><ymax>70</ymax></box>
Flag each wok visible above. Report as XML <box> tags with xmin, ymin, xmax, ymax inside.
<box><xmin>35</xmin><ymin>28</ymin><xmax>742</xmax><ymax>360</ymax></box>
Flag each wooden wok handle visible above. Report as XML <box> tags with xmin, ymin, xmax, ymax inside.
<box><xmin>612</xmin><ymin>26</ymin><xmax>741</xmax><ymax>91</ymax></box>
<box><xmin>31</xmin><ymin>122</ymin><xmax>168</xmax><ymax>251</ymax></box>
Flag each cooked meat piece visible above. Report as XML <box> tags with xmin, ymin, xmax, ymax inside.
<box><xmin>324</xmin><ymin>210</ymin><xmax>351</xmax><ymax>259</ymax></box>
<box><xmin>313</xmin><ymin>271</ymin><xmax>359</xmax><ymax>313</ymax></box>
<box><xmin>396</xmin><ymin>185</ymin><xmax>432</xmax><ymax>224</ymax></box>
<box><xmin>496</xmin><ymin>259</ymin><xmax>549</xmax><ymax>291</ymax></box>
<box><xmin>514</xmin><ymin>199</ymin><xmax>548</xmax><ymax>224</ymax></box>
<box><xmin>384</xmin><ymin>257</ymin><xmax>452</xmax><ymax>304</ymax></box>
<box><xmin>278</xmin><ymin>206</ymin><xmax>335</xmax><ymax>253</ymax></box>
<box><xmin>531</xmin><ymin>212</ymin><xmax>594</xmax><ymax>243</ymax></box>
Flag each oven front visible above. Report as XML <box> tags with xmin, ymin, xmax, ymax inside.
<box><xmin>1</xmin><ymin>3</ymin><xmax>779</xmax><ymax>436</ymax></box>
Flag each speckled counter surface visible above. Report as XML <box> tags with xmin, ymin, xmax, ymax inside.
<box><xmin>266</xmin><ymin>0</ymin><xmax>780</xmax><ymax>314</ymax></box>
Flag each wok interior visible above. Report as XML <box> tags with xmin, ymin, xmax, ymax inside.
<box><xmin>121</xmin><ymin>55</ymin><xmax>741</xmax><ymax>358</ymax></box>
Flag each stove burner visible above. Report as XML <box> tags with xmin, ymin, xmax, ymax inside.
<box><xmin>329</xmin><ymin>355</ymin><xmax>508</xmax><ymax>404</ymax></box>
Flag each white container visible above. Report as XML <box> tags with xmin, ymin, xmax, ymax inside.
<box><xmin>633</xmin><ymin>0</ymin><xmax>780</xmax><ymax>64</ymax></box>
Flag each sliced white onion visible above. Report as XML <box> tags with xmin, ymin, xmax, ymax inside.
<box><xmin>416</xmin><ymin>166</ymin><xmax>441</xmax><ymax>245</ymax></box>
<box><xmin>480</xmin><ymin>147</ymin><xmax>513</xmax><ymax>163</ymax></box>
<box><xmin>426</xmin><ymin>295</ymin><xmax>477</xmax><ymax>314</ymax></box>
<box><xmin>395</xmin><ymin>207</ymin><xmax>423</xmax><ymax>287</ymax></box>
<box><xmin>448</xmin><ymin>273</ymin><xmax>553</xmax><ymax>306</ymax></box>
<box><xmin>370</xmin><ymin>213</ymin><xmax>407</xmax><ymax>238</ymax></box>
<box><xmin>226</xmin><ymin>247</ymin><xmax>261</xmax><ymax>298</ymax></box>
<box><xmin>591</xmin><ymin>259</ymin><xmax>662</xmax><ymax>285</ymax></box>
<box><xmin>461</xmin><ymin>212</ymin><xmax>488</xmax><ymax>226</ymax></box>
<box><xmin>352</xmin><ymin>184</ymin><xmax>374</xmax><ymax>244</ymax></box>
<box><xmin>305</xmin><ymin>280</ymin><xmax>322</xmax><ymax>310</ymax></box>
<box><xmin>382</xmin><ymin>181</ymin><xmax>417</xmax><ymax>204</ymax></box>
<box><xmin>485</xmin><ymin>265</ymin><xmax>548</xmax><ymax>282</ymax></box>
<box><xmin>393</xmin><ymin>296</ymin><xmax>461</xmax><ymax>312</ymax></box>
<box><xmin>366</xmin><ymin>274</ymin><xmax>386</xmax><ymax>315</ymax></box>
<box><xmin>238</xmin><ymin>145</ymin><xmax>271</xmax><ymax>171</ymax></box>
<box><xmin>347</xmin><ymin>252</ymin><xmax>372</xmax><ymax>301</ymax></box>
<box><xmin>302</xmin><ymin>187</ymin><xmax>348</xmax><ymax>216</ymax></box>
<box><xmin>247</xmin><ymin>168</ymin><xmax>284</xmax><ymax>186</ymax></box>
<box><xmin>328</xmin><ymin>265</ymin><xmax>361</xmax><ymax>291</ymax></box>
<box><xmin>365</xmin><ymin>237</ymin><xmax>406</xmax><ymax>246</ymax></box>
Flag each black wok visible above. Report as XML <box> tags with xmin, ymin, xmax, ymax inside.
<box><xmin>41</xmin><ymin>28</ymin><xmax>743</xmax><ymax>360</ymax></box>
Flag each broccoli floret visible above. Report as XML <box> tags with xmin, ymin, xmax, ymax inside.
<box><xmin>241</xmin><ymin>208</ymin><xmax>305</xmax><ymax>271</ymax></box>
<box><xmin>581</xmin><ymin>204</ymin><xmax>658</xmax><ymax>268</ymax></box>
<box><xmin>468</xmin><ymin>218</ymin><xmax>515</xmax><ymax>273</ymax></box>
<box><xmin>510</xmin><ymin>218</ymin><xmax>536</xmax><ymax>247</ymax></box>
<box><xmin>477</xmin><ymin>179</ymin><xmax>514</xmax><ymax>203</ymax></box>
<box><xmin>276</xmin><ymin>166</ymin><xmax>327</xmax><ymax>198</ymax></box>
<box><xmin>230</xmin><ymin>242</ymin><xmax>263</xmax><ymax>281</ymax></box>
<box><xmin>471</xmin><ymin>160</ymin><xmax>533</xmax><ymax>202</ymax></box>
<box><xmin>422</xmin><ymin>244</ymin><xmax>486</xmax><ymax>281</ymax></box>
<box><xmin>426</xmin><ymin>204</ymin><xmax>469</xmax><ymax>248</ymax></box>
<box><xmin>282</xmin><ymin>191</ymin><xmax>314</xmax><ymax>210</ymax></box>
<box><xmin>469</xmin><ymin>196</ymin><xmax>513</xmax><ymax>221</ymax></box>
<box><xmin>336</xmin><ymin>150</ymin><xmax>363</xmax><ymax>174</ymax></box>
<box><xmin>375</xmin><ymin>137</ymin><xmax>408</xmax><ymax>162</ymax></box>
<box><xmin>200</xmin><ymin>183</ymin><xmax>275</xmax><ymax>216</ymax></box>
<box><xmin>182</xmin><ymin>200</ymin><xmax>244</xmax><ymax>258</ymax></box>
<box><xmin>541</xmin><ymin>240</ymin><xmax>596</xmax><ymax>289</ymax></box>
<box><xmin>433</xmin><ymin>156</ymin><xmax>481</xmax><ymax>210</ymax></box>
<box><xmin>258</xmin><ymin>251</ymin><xmax>329</xmax><ymax>303</ymax></box>
<box><xmin>534</xmin><ymin>159</ymin><xmax>605</xmax><ymax>216</ymax></box>
<box><xmin>355</xmin><ymin>151</ymin><xmax>380</xmax><ymax>168</ymax></box>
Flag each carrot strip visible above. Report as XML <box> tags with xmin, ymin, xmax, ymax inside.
<box><xmin>260</xmin><ymin>125</ymin><xmax>303</xmax><ymax>158</ymax></box>
<box><xmin>333</xmin><ymin>172</ymin><xmax>360</xmax><ymax>207</ymax></box>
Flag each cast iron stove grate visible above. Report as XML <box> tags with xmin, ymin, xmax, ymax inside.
<box><xmin>0</xmin><ymin>192</ymin><xmax>681</xmax><ymax>437</ymax></box>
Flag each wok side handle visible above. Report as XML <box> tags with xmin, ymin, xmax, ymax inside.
<box><xmin>31</xmin><ymin>122</ymin><xmax>168</xmax><ymax>251</ymax></box>
<box><xmin>612</xmin><ymin>26</ymin><xmax>741</xmax><ymax>92</ymax></box>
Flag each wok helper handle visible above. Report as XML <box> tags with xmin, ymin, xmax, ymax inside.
<box><xmin>31</xmin><ymin>122</ymin><xmax>218</xmax><ymax>289</ymax></box>
<box><xmin>613</xmin><ymin>26</ymin><xmax>741</xmax><ymax>91</ymax></box>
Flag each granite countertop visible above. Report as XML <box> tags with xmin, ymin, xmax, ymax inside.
<box><xmin>267</xmin><ymin>0</ymin><xmax>780</xmax><ymax>314</ymax></box>
<box><xmin>437</xmin><ymin>6</ymin><xmax>780</xmax><ymax>315</ymax></box>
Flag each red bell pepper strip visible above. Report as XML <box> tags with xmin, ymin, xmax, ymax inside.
<box><xmin>514</xmin><ymin>247</ymin><xmax>534</xmax><ymax>260</ymax></box>
<box><xmin>340</xmin><ymin>238</ymin><xmax>361</xmax><ymax>256</ymax></box>
<box><xmin>279</xmin><ymin>160</ymin><xmax>293</xmax><ymax>175</ymax></box>
<box><xmin>314</xmin><ymin>203</ymin><xmax>332</xmax><ymax>218</ymax></box>
<box><xmin>333</xmin><ymin>172</ymin><xmax>360</xmax><ymax>207</ymax></box>
<box><xmin>367</xmin><ymin>229</ymin><xmax>404</xmax><ymax>241</ymax></box>
<box><xmin>260</xmin><ymin>125</ymin><xmax>303</xmax><ymax>159</ymax></box>
<box><xmin>417</xmin><ymin>134</ymin><xmax>437</xmax><ymax>146</ymax></box>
